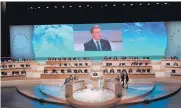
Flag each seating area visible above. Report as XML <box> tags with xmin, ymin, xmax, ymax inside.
<box><xmin>42</xmin><ymin>57</ymin><xmax>92</xmax><ymax>76</ymax></box>
<box><xmin>104</xmin><ymin>56</ymin><xmax>150</xmax><ymax>60</ymax></box>
<box><xmin>1</xmin><ymin>58</ymin><xmax>36</xmax><ymax>80</ymax></box>
<box><xmin>161</xmin><ymin>57</ymin><xmax>181</xmax><ymax>75</ymax></box>
<box><xmin>103</xmin><ymin>57</ymin><xmax>152</xmax><ymax>74</ymax></box>
<box><xmin>47</xmin><ymin>57</ymin><xmax>90</xmax><ymax>61</ymax></box>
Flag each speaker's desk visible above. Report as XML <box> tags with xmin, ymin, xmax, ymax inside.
<box><xmin>65</xmin><ymin>80</ymin><xmax>86</xmax><ymax>97</ymax></box>
<box><xmin>104</xmin><ymin>79</ymin><xmax>122</xmax><ymax>96</ymax></box>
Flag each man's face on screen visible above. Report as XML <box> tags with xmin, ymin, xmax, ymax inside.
<box><xmin>91</xmin><ymin>28</ymin><xmax>102</xmax><ymax>40</ymax></box>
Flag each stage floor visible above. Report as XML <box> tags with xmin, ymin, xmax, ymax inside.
<box><xmin>39</xmin><ymin>81</ymin><xmax>155</xmax><ymax>102</ymax></box>
<box><xmin>7</xmin><ymin>78</ymin><xmax>181</xmax><ymax>107</ymax></box>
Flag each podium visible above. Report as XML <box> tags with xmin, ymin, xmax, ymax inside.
<box><xmin>104</xmin><ymin>79</ymin><xmax>122</xmax><ymax>96</ymax></box>
<box><xmin>91</xmin><ymin>76</ymin><xmax>99</xmax><ymax>88</ymax></box>
<box><xmin>65</xmin><ymin>80</ymin><xmax>86</xmax><ymax>97</ymax></box>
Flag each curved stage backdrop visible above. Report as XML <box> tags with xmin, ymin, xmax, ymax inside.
<box><xmin>10</xmin><ymin>21</ymin><xmax>181</xmax><ymax>59</ymax></box>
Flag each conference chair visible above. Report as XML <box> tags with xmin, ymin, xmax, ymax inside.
<box><xmin>74</xmin><ymin>70</ymin><xmax>77</xmax><ymax>73</ymax></box>
<box><xmin>117</xmin><ymin>69</ymin><xmax>121</xmax><ymax>73</ymax></box>
<box><xmin>26</xmin><ymin>64</ymin><xmax>30</xmax><ymax>67</ymax></box>
<box><xmin>79</xmin><ymin>63</ymin><xmax>83</xmax><ymax>66</ymax></box>
<box><xmin>174</xmin><ymin>62</ymin><xmax>179</xmax><ymax>66</ymax></box>
<box><xmin>84</xmin><ymin>69</ymin><xmax>88</xmax><ymax>73</ymax></box>
<box><xmin>1</xmin><ymin>72</ymin><xmax>7</xmax><ymax>76</ymax></box>
<box><xmin>114</xmin><ymin>56</ymin><xmax>118</xmax><ymax>60</ymax></box>
<box><xmin>20</xmin><ymin>64</ymin><xmax>24</xmax><ymax>68</ymax></box>
<box><xmin>171</xmin><ymin>70</ymin><xmax>176</xmax><ymax>73</ymax></box>
<box><xmin>67</xmin><ymin>69</ymin><xmax>72</xmax><ymax>73</ymax></box>
<box><xmin>129</xmin><ymin>68</ymin><xmax>132</xmax><ymax>73</ymax></box>
<box><xmin>52</xmin><ymin>69</ymin><xmax>57</xmax><ymax>74</ymax></box>
<box><xmin>75</xmin><ymin>63</ymin><xmax>78</xmax><ymax>67</ymax></box>
<box><xmin>8</xmin><ymin>65</ymin><xmax>12</xmax><ymax>68</ymax></box>
<box><xmin>44</xmin><ymin>70</ymin><xmax>48</xmax><ymax>74</ymax></box>
<box><xmin>85</xmin><ymin>63</ymin><xmax>88</xmax><ymax>66</ymax></box>
<box><xmin>78</xmin><ymin>69</ymin><xmax>83</xmax><ymax>73</ymax></box>
<box><xmin>122</xmin><ymin>63</ymin><xmax>126</xmax><ymax>66</ymax></box>
<box><xmin>21</xmin><ymin>70</ymin><xmax>26</xmax><ymax>75</ymax></box>
<box><xmin>145</xmin><ymin>63</ymin><xmax>149</xmax><ymax>66</ymax></box>
<box><xmin>139</xmin><ymin>63</ymin><xmax>143</xmax><ymax>66</ymax></box>
<box><xmin>64</xmin><ymin>63</ymin><xmax>67</xmax><ymax>67</ymax></box>
<box><xmin>61</xmin><ymin>69</ymin><xmax>65</xmax><ymax>73</ymax></box>
<box><xmin>147</xmin><ymin>69</ymin><xmax>150</xmax><ymax>73</ymax></box>
<box><xmin>110</xmin><ymin>69</ymin><xmax>114</xmax><ymax>73</ymax></box>
<box><xmin>142</xmin><ymin>69</ymin><xmax>146</xmax><ymax>73</ymax></box>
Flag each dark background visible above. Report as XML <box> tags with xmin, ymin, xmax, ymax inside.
<box><xmin>1</xmin><ymin>2</ymin><xmax>181</xmax><ymax>57</ymax></box>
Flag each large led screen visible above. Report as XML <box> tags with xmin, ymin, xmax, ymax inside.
<box><xmin>10</xmin><ymin>22</ymin><xmax>169</xmax><ymax>58</ymax></box>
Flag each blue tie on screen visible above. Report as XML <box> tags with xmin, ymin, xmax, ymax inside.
<box><xmin>96</xmin><ymin>41</ymin><xmax>101</xmax><ymax>51</ymax></box>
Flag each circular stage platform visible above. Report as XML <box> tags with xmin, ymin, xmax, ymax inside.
<box><xmin>39</xmin><ymin>82</ymin><xmax>155</xmax><ymax>102</ymax></box>
<box><xmin>16</xmin><ymin>80</ymin><xmax>181</xmax><ymax>108</ymax></box>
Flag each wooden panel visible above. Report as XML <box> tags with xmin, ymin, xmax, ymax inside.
<box><xmin>1</xmin><ymin>68</ymin><xmax>31</xmax><ymax>72</ymax></box>
<box><xmin>46</xmin><ymin>60</ymin><xmax>92</xmax><ymax>65</ymax></box>
<box><xmin>103</xmin><ymin>74</ymin><xmax>155</xmax><ymax>79</ymax></box>
<box><xmin>40</xmin><ymin>74</ymin><xmax>89</xmax><ymax>79</ymax></box>
<box><xmin>1</xmin><ymin>75</ymin><xmax>26</xmax><ymax>81</ymax></box>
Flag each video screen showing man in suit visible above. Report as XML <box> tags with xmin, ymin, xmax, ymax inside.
<box><xmin>73</xmin><ymin>24</ymin><xmax>122</xmax><ymax>51</ymax></box>
<box><xmin>84</xmin><ymin>25</ymin><xmax>112</xmax><ymax>51</ymax></box>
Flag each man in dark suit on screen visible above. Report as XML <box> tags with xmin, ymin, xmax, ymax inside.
<box><xmin>84</xmin><ymin>25</ymin><xmax>112</xmax><ymax>51</ymax></box>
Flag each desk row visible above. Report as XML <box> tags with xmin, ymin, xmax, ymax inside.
<box><xmin>103</xmin><ymin>68</ymin><xmax>152</xmax><ymax>73</ymax></box>
<box><xmin>44</xmin><ymin>69</ymin><xmax>90</xmax><ymax>74</ymax></box>
<box><xmin>1</xmin><ymin>70</ymin><xmax>26</xmax><ymax>76</ymax></box>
